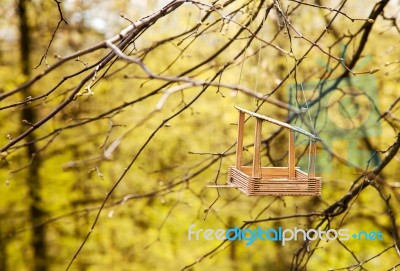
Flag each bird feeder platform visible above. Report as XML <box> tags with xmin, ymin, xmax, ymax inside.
<box><xmin>226</xmin><ymin>106</ymin><xmax>322</xmax><ymax>196</ymax></box>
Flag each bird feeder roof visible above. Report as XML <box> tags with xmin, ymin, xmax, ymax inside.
<box><xmin>235</xmin><ymin>106</ymin><xmax>322</xmax><ymax>141</ymax></box>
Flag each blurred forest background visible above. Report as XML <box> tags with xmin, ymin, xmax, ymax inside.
<box><xmin>0</xmin><ymin>0</ymin><xmax>400</xmax><ymax>270</ymax></box>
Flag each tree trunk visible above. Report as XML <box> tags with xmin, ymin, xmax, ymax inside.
<box><xmin>0</xmin><ymin>218</ymin><xmax>6</xmax><ymax>271</ymax></box>
<box><xmin>17</xmin><ymin>1</ymin><xmax>48</xmax><ymax>270</ymax></box>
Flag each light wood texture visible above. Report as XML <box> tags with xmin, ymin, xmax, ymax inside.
<box><xmin>308</xmin><ymin>142</ymin><xmax>316</xmax><ymax>178</ymax></box>
<box><xmin>288</xmin><ymin>130</ymin><xmax>296</xmax><ymax>179</ymax></box>
<box><xmin>235</xmin><ymin>110</ymin><xmax>245</xmax><ymax>170</ymax></box>
<box><xmin>252</xmin><ymin>118</ymin><xmax>262</xmax><ymax>178</ymax></box>
<box><xmin>227</xmin><ymin>167</ymin><xmax>321</xmax><ymax>196</ymax></box>
<box><xmin>235</xmin><ymin>106</ymin><xmax>322</xmax><ymax>141</ymax></box>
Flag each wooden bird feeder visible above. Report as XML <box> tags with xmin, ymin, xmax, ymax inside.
<box><xmin>226</xmin><ymin>106</ymin><xmax>322</xmax><ymax>196</ymax></box>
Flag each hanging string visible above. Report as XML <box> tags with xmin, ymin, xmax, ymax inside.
<box><xmin>255</xmin><ymin>2</ymin><xmax>268</xmax><ymax>94</ymax></box>
<box><xmin>294</xmin><ymin>59</ymin><xmax>319</xmax><ymax>176</ymax></box>
<box><xmin>275</xmin><ymin>0</ymin><xmax>318</xmax><ymax>176</ymax></box>
<box><xmin>237</xmin><ymin>1</ymin><xmax>260</xmax><ymax>97</ymax></box>
<box><xmin>294</xmin><ymin>63</ymin><xmax>317</xmax><ymax>175</ymax></box>
<box><xmin>255</xmin><ymin>3</ymin><xmax>269</xmax><ymax>171</ymax></box>
<box><xmin>237</xmin><ymin>48</ymin><xmax>247</xmax><ymax>97</ymax></box>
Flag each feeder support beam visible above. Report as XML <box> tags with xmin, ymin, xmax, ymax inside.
<box><xmin>308</xmin><ymin>142</ymin><xmax>316</xmax><ymax>178</ymax></box>
<box><xmin>252</xmin><ymin>118</ymin><xmax>262</xmax><ymax>178</ymax></box>
<box><xmin>288</xmin><ymin>129</ymin><xmax>296</xmax><ymax>179</ymax></box>
<box><xmin>236</xmin><ymin>110</ymin><xmax>245</xmax><ymax>170</ymax></box>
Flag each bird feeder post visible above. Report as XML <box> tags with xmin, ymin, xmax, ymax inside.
<box><xmin>308</xmin><ymin>141</ymin><xmax>316</xmax><ymax>178</ymax></box>
<box><xmin>235</xmin><ymin>110</ymin><xmax>245</xmax><ymax>171</ymax></box>
<box><xmin>252</xmin><ymin>118</ymin><xmax>262</xmax><ymax>179</ymax></box>
<box><xmin>288</xmin><ymin>129</ymin><xmax>296</xmax><ymax>179</ymax></box>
